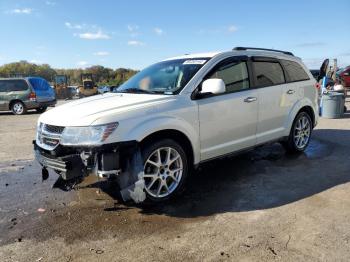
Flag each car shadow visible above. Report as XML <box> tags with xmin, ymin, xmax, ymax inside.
<box><xmin>0</xmin><ymin>110</ymin><xmax>39</xmax><ymax>116</ymax></box>
<box><xmin>85</xmin><ymin>128</ymin><xmax>350</xmax><ymax>218</ymax></box>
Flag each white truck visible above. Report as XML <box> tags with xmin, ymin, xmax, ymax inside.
<box><xmin>34</xmin><ymin>47</ymin><xmax>318</xmax><ymax>203</ymax></box>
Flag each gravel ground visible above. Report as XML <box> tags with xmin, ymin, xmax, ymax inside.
<box><xmin>1</xmin><ymin>99</ymin><xmax>350</xmax><ymax>261</ymax></box>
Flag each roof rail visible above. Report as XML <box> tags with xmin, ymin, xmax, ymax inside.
<box><xmin>233</xmin><ymin>47</ymin><xmax>294</xmax><ymax>56</ymax></box>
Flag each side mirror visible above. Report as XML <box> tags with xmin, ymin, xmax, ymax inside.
<box><xmin>200</xmin><ymin>79</ymin><xmax>226</xmax><ymax>96</ymax></box>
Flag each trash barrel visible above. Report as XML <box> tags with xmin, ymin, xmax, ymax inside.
<box><xmin>321</xmin><ymin>92</ymin><xmax>345</xmax><ymax>118</ymax></box>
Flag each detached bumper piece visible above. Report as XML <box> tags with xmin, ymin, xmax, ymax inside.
<box><xmin>34</xmin><ymin>143</ymin><xmax>85</xmax><ymax>181</ymax></box>
<box><xmin>33</xmin><ymin>140</ymin><xmax>146</xmax><ymax>203</ymax></box>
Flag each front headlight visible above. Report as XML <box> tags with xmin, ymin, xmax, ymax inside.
<box><xmin>37</xmin><ymin>121</ymin><xmax>42</xmax><ymax>131</ymax></box>
<box><xmin>60</xmin><ymin>122</ymin><xmax>118</xmax><ymax>146</ymax></box>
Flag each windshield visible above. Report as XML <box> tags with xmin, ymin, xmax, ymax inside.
<box><xmin>116</xmin><ymin>58</ymin><xmax>209</xmax><ymax>95</ymax></box>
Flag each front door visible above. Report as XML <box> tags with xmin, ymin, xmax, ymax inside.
<box><xmin>251</xmin><ymin>59</ymin><xmax>287</xmax><ymax>144</ymax></box>
<box><xmin>197</xmin><ymin>58</ymin><xmax>258</xmax><ymax>161</ymax></box>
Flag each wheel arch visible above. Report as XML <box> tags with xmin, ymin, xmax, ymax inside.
<box><xmin>297</xmin><ymin>106</ymin><xmax>315</xmax><ymax>127</ymax></box>
<box><xmin>139</xmin><ymin>129</ymin><xmax>195</xmax><ymax>167</ymax></box>
<box><xmin>9</xmin><ymin>99</ymin><xmax>25</xmax><ymax>110</ymax></box>
<box><xmin>284</xmin><ymin>99</ymin><xmax>317</xmax><ymax>136</ymax></box>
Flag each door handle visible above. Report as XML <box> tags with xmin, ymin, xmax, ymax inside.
<box><xmin>244</xmin><ymin>97</ymin><xmax>257</xmax><ymax>103</ymax></box>
<box><xmin>287</xmin><ymin>89</ymin><xmax>295</xmax><ymax>94</ymax></box>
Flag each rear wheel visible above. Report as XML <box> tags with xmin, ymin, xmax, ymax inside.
<box><xmin>142</xmin><ymin>139</ymin><xmax>189</xmax><ymax>202</ymax></box>
<box><xmin>283</xmin><ymin>112</ymin><xmax>312</xmax><ymax>153</ymax></box>
<box><xmin>36</xmin><ymin>107</ymin><xmax>47</xmax><ymax>113</ymax></box>
<box><xmin>11</xmin><ymin>101</ymin><xmax>26</xmax><ymax>115</ymax></box>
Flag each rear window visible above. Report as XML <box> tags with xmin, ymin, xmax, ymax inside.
<box><xmin>0</xmin><ymin>80</ymin><xmax>29</xmax><ymax>92</ymax></box>
<box><xmin>84</xmin><ymin>81</ymin><xmax>93</xmax><ymax>89</ymax></box>
<box><xmin>281</xmin><ymin>60</ymin><xmax>310</xmax><ymax>82</ymax></box>
<box><xmin>253</xmin><ymin>62</ymin><xmax>285</xmax><ymax>87</ymax></box>
<box><xmin>28</xmin><ymin>78</ymin><xmax>51</xmax><ymax>91</ymax></box>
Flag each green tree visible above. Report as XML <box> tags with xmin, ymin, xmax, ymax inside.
<box><xmin>0</xmin><ymin>61</ymin><xmax>138</xmax><ymax>86</ymax></box>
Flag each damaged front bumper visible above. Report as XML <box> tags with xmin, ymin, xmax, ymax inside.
<box><xmin>33</xmin><ymin>140</ymin><xmax>146</xmax><ymax>203</ymax></box>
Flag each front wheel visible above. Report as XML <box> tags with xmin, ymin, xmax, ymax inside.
<box><xmin>142</xmin><ymin>139</ymin><xmax>189</xmax><ymax>202</ymax></box>
<box><xmin>283</xmin><ymin>112</ymin><xmax>312</xmax><ymax>153</ymax></box>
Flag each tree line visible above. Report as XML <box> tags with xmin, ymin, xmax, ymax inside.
<box><xmin>0</xmin><ymin>61</ymin><xmax>138</xmax><ymax>86</ymax></box>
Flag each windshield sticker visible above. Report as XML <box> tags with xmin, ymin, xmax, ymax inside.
<box><xmin>183</xmin><ymin>60</ymin><xmax>207</xmax><ymax>65</ymax></box>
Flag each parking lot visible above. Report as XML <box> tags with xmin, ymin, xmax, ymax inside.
<box><xmin>1</xmin><ymin>99</ymin><xmax>350</xmax><ymax>261</ymax></box>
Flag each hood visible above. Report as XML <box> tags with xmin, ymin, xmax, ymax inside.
<box><xmin>39</xmin><ymin>92</ymin><xmax>174</xmax><ymax>126</ymax></box>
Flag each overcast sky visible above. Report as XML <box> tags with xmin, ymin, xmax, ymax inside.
<box><xmin>0</xmin><ymin>0</ymin><xmax>349</xmax><ymax>69</ymax></box>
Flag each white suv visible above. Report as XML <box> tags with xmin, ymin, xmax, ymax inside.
<box><xmin>34</xmin><ymin>47</ymin><xmax>318</xmax><ymax>203</ymax></box>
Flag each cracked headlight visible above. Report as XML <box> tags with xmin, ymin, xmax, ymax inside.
<box><xmin>60</xmin><ymin>122</ymin><xmax>118</xmax><ymax>146</ymax></box>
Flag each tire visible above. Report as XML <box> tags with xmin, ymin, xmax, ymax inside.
<box><xmin>283</xmin><ymin>112</ymin><xmax>312</xmax><ymax>153</ymax></box>
<box><xmin>141</xmin><ymin>139</ymin><xmax>189</xmax><ymax>202</ymax></box>
<box><xmin>11</xmin><ymin>101</ymin><xmax>26</xmax><ymax>115</ymax></box>
<box><xmin>36</xmin><ymin>107</ymin><xmax>47</xmax><ymax>113</ymax></box>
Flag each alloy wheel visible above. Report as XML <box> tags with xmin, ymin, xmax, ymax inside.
<box><xmin>143</xmin><ymin>147</ymin><xmax>183</xmax><ymax>198</ymax></box>
<box><xmin>293</xmin><ymin>115</ymin><xmax>311</xmax><ymax>149</ymax></box>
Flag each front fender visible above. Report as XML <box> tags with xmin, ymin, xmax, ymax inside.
<box><xmin>119</xmin><ymin>115</ymin><xmax>200</xmax><ymax>164</ymax></box>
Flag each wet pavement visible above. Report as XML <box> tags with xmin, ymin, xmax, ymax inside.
<box><xmin>1</xmin><ymin>101</ymin><xmax>350</xmax><ymax>261</ymax></box>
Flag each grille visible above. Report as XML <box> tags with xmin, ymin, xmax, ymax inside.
<box><xmin>37</xmin><ymin>124</ymin><xmax>65</xmax><ymax>150</ymax></box>
<box><xmin>44</xmin><ymin>124</ymin><xmax>65</xmax><ymax>134</ymax></box>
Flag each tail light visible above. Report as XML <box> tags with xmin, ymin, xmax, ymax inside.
<box><xmin>29</xmin><ymin>92</ymin><xmax>36</xmax><ymax>101</ymax></box>
<box><xmin>315</xmin><ymin>83</ymin><xmax>320</xmax><ymax>89</ymax></box>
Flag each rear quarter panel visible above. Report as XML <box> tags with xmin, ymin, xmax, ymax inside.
<box><xmin>282</xmin><ymin>79</ymin><xmax>318</xmax><ymax>136</ymax></box>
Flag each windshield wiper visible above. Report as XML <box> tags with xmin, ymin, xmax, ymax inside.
<box><xmin>116</xmin><ymin>88</ymin><xmax>156</xmax><ymax>94</ymax></box>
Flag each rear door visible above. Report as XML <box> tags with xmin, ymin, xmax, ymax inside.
<box><xmin>0</xmin><ymin>80</ymin><xmax>9</xmax><ymax>110</ymax></box>
<box><xmin>28</xmin><ymin>78</ymin><xmax>56</xmax><ymax>102</ymax></box>
<box><xmin>197</xmin><ymin>57</ymin><xmax>258</xmax><ymax>160</ymax></box>
<box><xmin>252</xmin><ymin>57</ymin><xmax>287</xmax><ymax>144</ymax></box>
<box><xmin>280</xmin><ymin>59</ymin><xmax>312</xmax><ymax>124</ymax></box>
<box><xmin>0</xmin><ymin>80</ymin><xmax>29</xmax><ymax>110</ymax></box>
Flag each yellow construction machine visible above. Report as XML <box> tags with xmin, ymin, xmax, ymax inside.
<box><xmin>53</xmin><ymin>75</ymin><xmax>72</xmax><ymax>99</ymax></box>
<box><xmin>78</xmin><ymin>73</ymin><xmax>98</xmax><ymax>97</ymax></box>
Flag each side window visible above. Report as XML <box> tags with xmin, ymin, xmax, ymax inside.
<box><xmin>0</xmin><ymin>81</ymin><xmax>7</xmax><ymax>92</ymax></box>
<box><xmin>281</xmin><ymin>60</ymin><xmax>310</xmax><ymax>82</ymax></box>
<box><xmin>207</xmin><ymin>60</ymin><xmax>249</xmax><ymax>93</ymax></box>
<box><xmin>6</xmin><ymin>80</ymin><xmax>29</xmax><ymax>91</ymax></box>
<box><xmin>253</xmin><ymin>61</ymin><xmax>285</xmax><ymax>87</ymax></box>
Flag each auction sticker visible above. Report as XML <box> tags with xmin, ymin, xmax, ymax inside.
<box><xmin>183</xmin><ymin>60</ymin><xmax>207</xmax><ymax>65</ymax></box>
